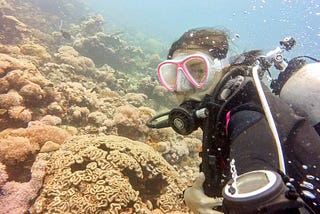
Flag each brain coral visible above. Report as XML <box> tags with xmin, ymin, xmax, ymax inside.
<box><xmin>32</xmin><ymin>135</ymin><xmax>188</xmax><ymax>214</ymax></box>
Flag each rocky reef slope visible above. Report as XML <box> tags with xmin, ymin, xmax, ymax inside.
<box><xmin>0</xmin><ymin>0</ymin><xmax>201</xmax><ymax>213</ymax></box>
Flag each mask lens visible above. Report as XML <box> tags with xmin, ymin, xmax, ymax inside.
<box><xmin>185</xmin><ymin>58</ymin><xmax>208</xmax><ymax>85</ymax></box>
<box><xmin>158</xmin><ymin>63</ymin><xmax>177</xmax><ymax>89</ymax></box>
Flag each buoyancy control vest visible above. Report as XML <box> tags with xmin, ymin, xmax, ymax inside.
<box><xmin>206</xmin><ymin>65</ymin><xmax>320</xmax><ymax>212</ymax></box>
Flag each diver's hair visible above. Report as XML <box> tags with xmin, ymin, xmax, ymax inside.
<box><xmin>167</xmin><ymin>28</ymin><xmax>229</xmax><ymax>60</ymax></box>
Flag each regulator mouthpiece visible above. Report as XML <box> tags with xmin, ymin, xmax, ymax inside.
<box><xmin>168</xmin><ymin>107</ymin><xmax>208</xmax><ymax>135</ymax></box>
<box><xmin>146</xmin><ymin>101</ymin><xmax>208</xmax><ymax>135</ymax></box>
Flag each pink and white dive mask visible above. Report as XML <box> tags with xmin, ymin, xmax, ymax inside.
<box><xmin>157</xmin><ymin>53</ymin><xmax>212</xmax><ymax>91</ymax></box>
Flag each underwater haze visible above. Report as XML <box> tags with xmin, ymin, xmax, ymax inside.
<box><xmin>84</xmin><ymin>0</ymin><xmax>320</xmax><ymax>58</ymax></box>
<box><xmin>1</xmin><ymin>0</ymin><xmax>320</xmax><ymax>213</ymax></box>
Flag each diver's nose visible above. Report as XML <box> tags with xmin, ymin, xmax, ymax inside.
<box><xmin>175</xmin><ymin>68</ymin><xmax>193</xmax><ymax>92</ymax></box>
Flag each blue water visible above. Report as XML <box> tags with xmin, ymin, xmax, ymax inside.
<box><xmin>84</xmin><ymin>0</ymin><xmax>320</xmax><ymax>58</ymax></box>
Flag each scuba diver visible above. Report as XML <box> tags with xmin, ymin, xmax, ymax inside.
<box><xmin>147</xmin><ymin>28</ymin><xmax>320</xmax><ymax>213</ymax></box>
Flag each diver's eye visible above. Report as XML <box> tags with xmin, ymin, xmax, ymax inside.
<box><xmin>185</xmin><ymin>58</ymin><xmax>207</xmax><ymax>82</ymax></box>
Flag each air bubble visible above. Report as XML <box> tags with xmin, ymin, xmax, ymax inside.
<box><xmin>302</xmin><ymin>190</ymin><xmax>316</xmax><ymax>199</ymax></box>
<box><xmin>307</xmin><ymin>175</ymin><xmax>315</xmax><ymax>180</ymax></box>
<box><xmin>302</xmin><ymin>165</ymin><xmax>308</xmax><ymax>170</ymax></box>
<box><xmin>300</xmin><ymin>181</ymin><xmax>314</xmax><ymax>190</ymax></box>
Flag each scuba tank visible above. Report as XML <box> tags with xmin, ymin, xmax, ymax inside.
<box><xmin>279</xmin><ymin>63</ymin><xmax>320</xmax><ymax>127</ymax></box>
<box><xmin>260</xmin><ymin>36</ymin><xmax>320</xmax><ymax>132</ymax></box>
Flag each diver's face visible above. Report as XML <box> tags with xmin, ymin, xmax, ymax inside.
<box><xmin>170</xmin><ymin>50</ymin><xmax>224</xmax><ymax>103</ymax></box>
<box><xmin>171</xmin><ymin>51</ymin><xmax>209</xmax><ymax>93</ymax></box>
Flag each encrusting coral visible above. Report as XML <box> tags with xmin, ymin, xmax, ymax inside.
<box><xmin>32</xmin><ymin>135</ymin><xmax>188</xmax><ymax>214</ymax></box>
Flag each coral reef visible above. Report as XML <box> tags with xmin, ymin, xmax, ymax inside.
<box><xmin>124</xmin><ymin>93</ymin><xmax>148</xmax><ymax>107</ymax></box>
<box><xmin>0</xmin><ymin>156</ymin><xmax>47</xmax><ymax>214</ymax></box>
<box><xmin>20</xmin><ymin>43</ymin><xmax>51</xmax><ymax>61</ymax></box>
<box><xmin>73</xmin><ymin>32</ymin><xmax>126</xmax><ymax>69</ymax></box>
<box><xmin>0</xmin><ymin>53</ymin><xmax>61</xmax><ymax>130</ymax></box>
<box><xmin>0</xmin><ymin>135</ymin><xmax>38</xmax><ymax>165</ymax></box>
<box><xmin>79</xmin><ymin>14</ymin><xmax>104</xmax><ymax>36</ymax></box>
<box><xmin>54</xmin><ymin>46</ymin><xmax>96</xmax><ymax>75</ymax></box>
<box><xmin>0</xmin><ymin>125</ymin><xmax>71</xmax><ymax>183</ymax></box>
<box><xmin>0</xmin><ymin>162</ymin><xmax>8</xmax><ymax>187</ymax></box>
<box><xmin>0</xmin><ymin>124</ymin><xmax>72</xmax><ymax>213</ymax></box>
<box><xmin>0</xmin><ymin>1</ymin><xmax>203</xmax><ymax>213</ymax></box>
<box><xmin>32</xmin><ymin>135</ymin><xmax>188</xmax><ymax>213</ymax></box>
<box><xmin>0</xmin><ymin>14</ymin><xmax>30</xmax><ymax>44</ymax></box>
<box><xmin>112</xmin><ymin>104</ymin><xmax>155</xmax><ymax>141</ymax></box>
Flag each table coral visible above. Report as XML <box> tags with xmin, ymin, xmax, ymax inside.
<box><xmin>32</xmin><ymin>135</ymin><xmax>188</xmax><ymax>214</ymax></box>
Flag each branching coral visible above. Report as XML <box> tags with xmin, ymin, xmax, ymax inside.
<box><xmin>32</xmin><ymin>135</ymin><xmax>188</xmax><ymax>214</ymax></box>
